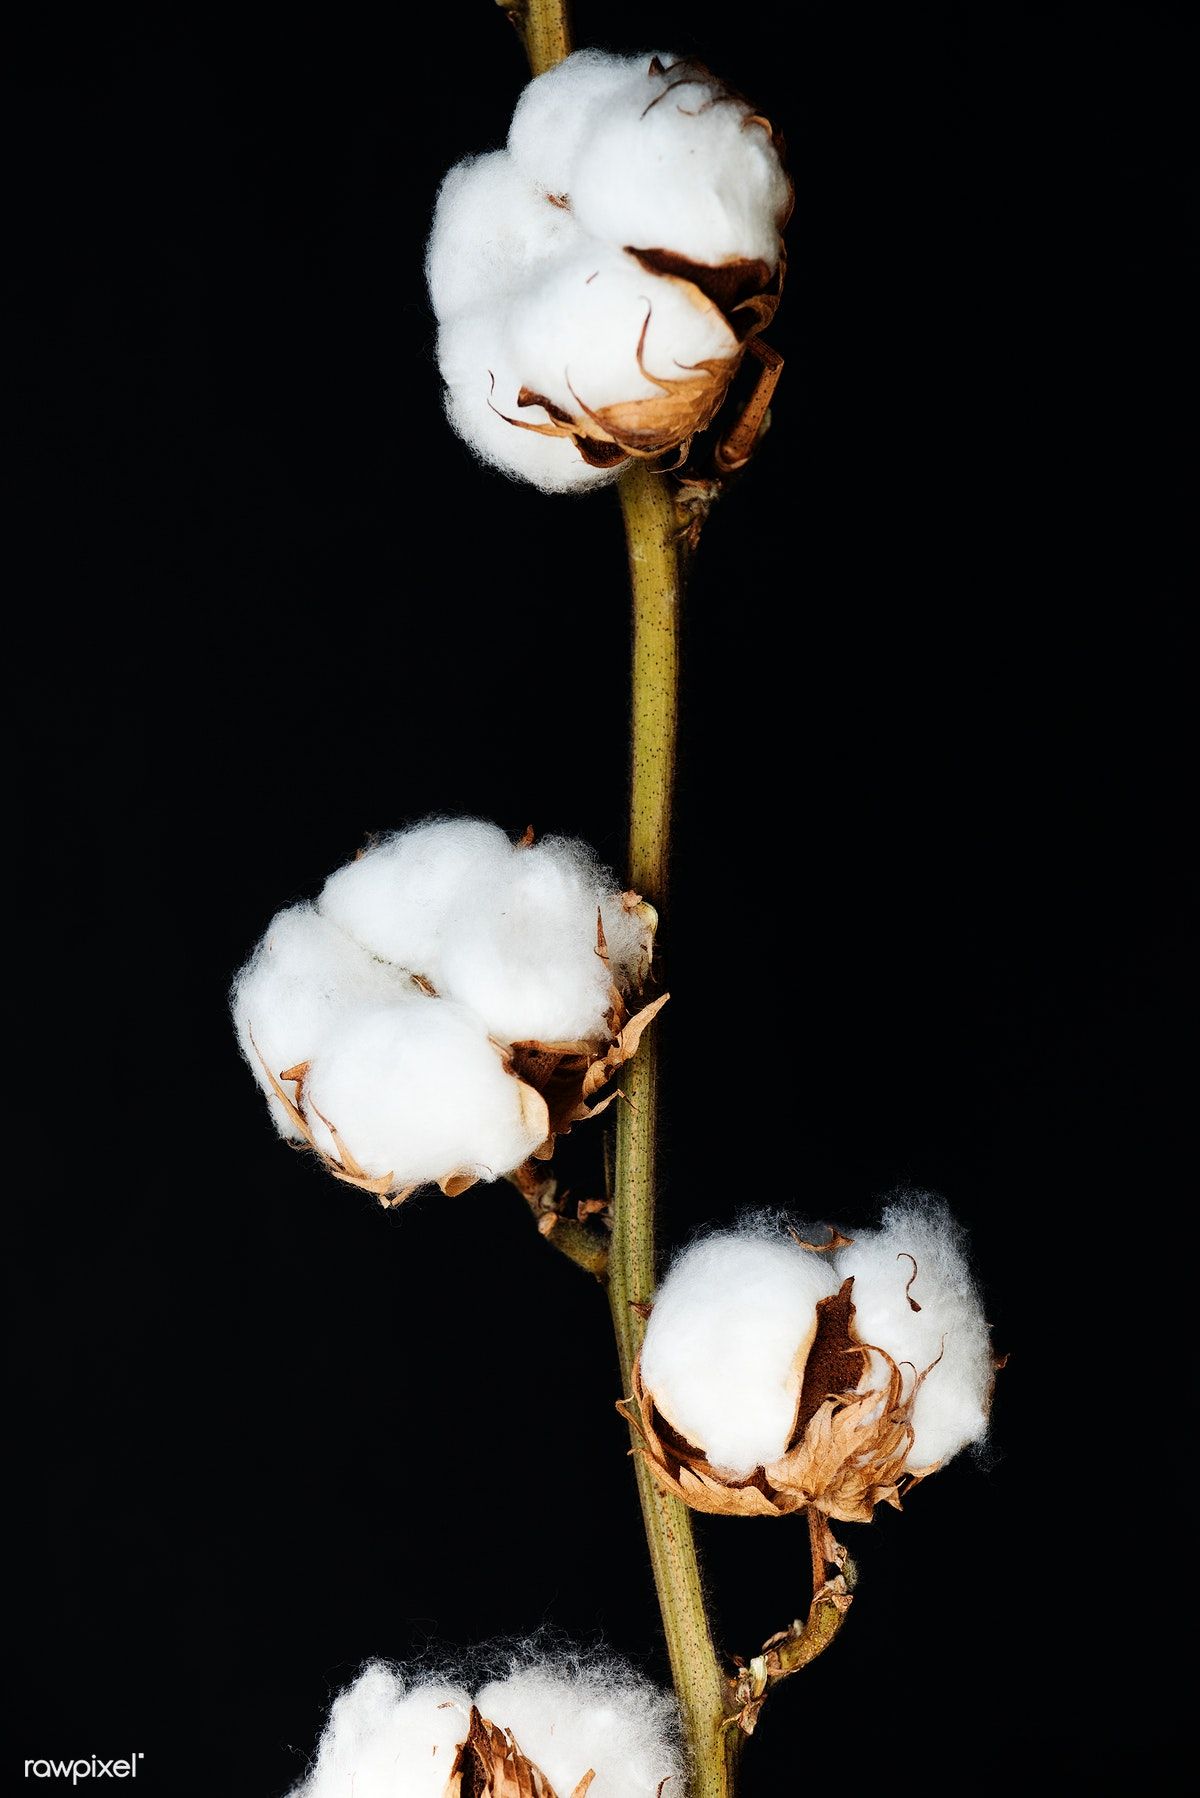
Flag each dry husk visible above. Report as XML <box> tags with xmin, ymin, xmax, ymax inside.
<box><xmin>444</xmin><ymin>1705</ymin><xmax>595</xmax><ymax>1798</ymax></box>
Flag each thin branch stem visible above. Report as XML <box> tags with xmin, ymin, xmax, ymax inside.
<box><xmin>609</xmin><ymin>462</ymin><xmax>738</xmax><ymax>1798</ymax></box>
<box><xmin>495</xmin><ymin>0</ymin><xmax>573</xmax><ymax>77</ymax></box>
<box><xmin>499</xmin><ymin>10</ymin><xmax>737</xmax><ymax>1790</ymax></box>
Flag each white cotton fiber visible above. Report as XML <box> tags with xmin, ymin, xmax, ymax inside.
<box><xmin>507</xmin><ymin>50</ymin><xmax>658</xmax><ymax>198</ymax></box>
<box><xmin>230</xmin><ymin>904</ymin><xmax>411</xmax><ymax>1139</ymax></box>
<box><xmin>318</xmin><ymin>820</ymin><xmax>641</xmax><ymax>1045</ymax></box>
<box><xmin>436</xmin><ymin>834</ymin><xmax>640</xmax><ymax>1045</ymax></box>
<box><xmin>289</xmin><ymin>1656</ymin><xmax>682</xmax><ymax>1798</ymax></box>
<box><xmin>424</xmin><ymin>151</ymin><xmax>579</xmax><ymax>325</ymax></box>
<box><xmin>317</xmin><ymin>818</ymin><xmax>514</xmax><ymax>978</ymax></box>
<box><xmin>571</xmin><ymin>62</ymin><xmax>789</xmax><ymax>270</ymax></box>
<box><xmin>302</xmin><ymin>1000</ymin><xmax>547</xmax><ymax>1186</ymax></box>
<box><xmin>508</xmin><ymin>52</ymin><xmax>789</xmax><ymax>269</ymax></box>
<box><xmin>474</xmin><ymin>1658</ymin><xmax>683</xmax><ymax>1798</ymax></box>
<box><xmin>502</xmin><ymin>242</ymin><xmax>737</xmax><ymax>420</ymax></box>
<box><xmin>835</xmin><ymin>1194</ymin><xmax>994</xmax><ymax>1469</ymax></box>
<box><xmin>287</xmin><ymin>1664</ymin><xmax>471</xmax><ymax>1798</ymax></box>
<box><xmin>437</xmin><ymin>308</ymin><xmax>618</xmax><ymax>491</ymax></box>
<box><xmin>641</xmin><ymin>1231</ymin><xmax>841</xmax><ymax>1476</ymax></box>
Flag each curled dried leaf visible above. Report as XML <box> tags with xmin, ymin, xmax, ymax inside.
<box><xmin>787</xmin><ymin>1224</ymin><xmax>856</xmax><ymax>1255</ymax></box>
<box><xmin>444</xmin><ymin>1707</ymin><xmax>596</xmax><ymax>1798</ymax></box>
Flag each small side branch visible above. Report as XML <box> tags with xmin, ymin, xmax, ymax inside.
<box><xmin>505</xmin><ymin>1162</ymin><xmax>610</xmax><ymax>1278</ymax></box>
<box><xmin>728</xmin><ymin>1512</ymin><xmax>856</xmax><ymax>1736</ymax></box>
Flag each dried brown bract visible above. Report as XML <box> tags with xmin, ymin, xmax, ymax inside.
<box><xmin>507</xmin><ymin>901</ymin><xmax>666</xmax><ymax>1155</ymax></box>
<box><xmin>444</xmin><ymin>1705</ymin><xmax>595</xmax><ymax>1798</ymax></box>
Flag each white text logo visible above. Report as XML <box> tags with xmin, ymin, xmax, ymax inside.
<box><xmin>25</xmin><ymin>1757</ymin><xmax>144</xmax><ymax>1783</ymax></box>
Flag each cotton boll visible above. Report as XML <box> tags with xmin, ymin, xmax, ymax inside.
<box><xmin>506</xmin><ymin>49</ymin><xmax>666</xmax><ymax>197</ymax></box>
<box><xmin>473</xmin><ymin>1660</ymin><xmax>683</xmax><ymax>1798</ymax></box>
<box><xmin>569</xmin><ymin>61</ymin><xmax>791</xmax><ymax>270</ymax></box>
<box><xmin>287</xmin><ymin>1663</ymin><xmax>471</xmax><ymax>1798</ymax></box>
<box><xmin>641</xmin><ymin>1232</ymin><xmax>841</xmax><ymax>1476</ymax></box>
<box><xmin>302</xmin><ymin>999</ymin><xmax>547</xmax><ymax>1186</ymax></box>
<box><xmin>425</xmin><ymin>151</ymin><xmax>580</xmax><ymax>322</ymax></box>
<box><xmin>504</xmin><ymin>242</ymin><xmax>738</xmax><ymax>420</ymax></box>
<box><xmin>231</xmin><ymin>904</ymin><xmax>411</xmax><ymax>1139</ymax></box>
<box><xmin>835</xmin><ymin>1194</ymin><xmax>995</xmax><ymax>1469</ymax></box>
<box><xmin>427</xmin><ymin>50</ymin><xmax>789</xmax><ymax>492</ymax></box>
<box><xmin>436</xmin><ymin>308</ymin><xmax>618</xmax><ymax>492</ymax></box>
<box><xmin>437</xmin><ymin>835</ymin><xmax>627</xmax><ymax>1044</ymax></box>
<box><xmin>317</xmin><ymin>818</ymin><xmax>515</xmax><ymax>978</ymax></box>
<box><xmin>290</xmin><ymin>1656</ymin><xmax>680</xmax><ymax>1798</ymax></box>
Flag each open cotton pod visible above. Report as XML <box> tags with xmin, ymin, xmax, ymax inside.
<box><xmin>231</xmin><ymin>821</ymin><xmax>666</xmax><ymax>1206</ymax></box>
<box><xmin>426</xmin><ymin>50</ymin><xmax>791</xmax><ymax>490</ymax></box>
<box><xmin>620</xmin><ymin>1203</ymin><xmax>999</xmax><ymax>1524</ymax></box>
<box><xmin>286</xmin><ymin>1658</ymin><xmax>682</xmax><ymax>1798</ymax></box>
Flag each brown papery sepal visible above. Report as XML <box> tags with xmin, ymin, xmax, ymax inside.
<box><xmin>444</xmin><ymin>1706</ymin><xmax>595</xmax><ymax>1798</ymax></box>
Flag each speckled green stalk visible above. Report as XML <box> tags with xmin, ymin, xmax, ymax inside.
<box><xmin>609</xmin><ymin>461</ymin><xmax>739</xmax><ymax>1798</ymax></box>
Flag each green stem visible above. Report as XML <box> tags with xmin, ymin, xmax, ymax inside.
<box><xmin>495</xmin><ymin>0</ymin><xmax>573</xmax><ymax>76</ymax></box>
<box><xmin>610</xmin><ymin>462</ymin><xmax>738</xmax><ymax>1798</ymax></box>
<box><xmin>498</xmin><ymin>8</ymin><xmax>737</xmax><ymax>1788</ymax></box>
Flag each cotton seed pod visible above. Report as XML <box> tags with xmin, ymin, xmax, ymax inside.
<box><xmin>445</xmin><ymin>1706</ymin><xmax>597</xmax><ymax>1798</ymax></box>
<box><xmin>621</xmin><ymin>1244</ymin><xmax>971</xmax><ymax>1524</ymax></box>
<box><xmin>427</xmin><ymin>51</ymin><xmax>791</xmax><ymax>491</ymax></box>
<box><xmin>249</xmin><ymin>933</ymin><xmax>664</xmax><ymax>1209</ymax></box>
<box><xmin>234</xmin><ymin>823</ymin><xmax>667</xmax><ymax>1208</ymax></box>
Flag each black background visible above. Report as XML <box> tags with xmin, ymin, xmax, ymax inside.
<box><xmin>12</xmin><ymin>2</ymin><xmax>1194</xmax><ymax>1792</ymax></box>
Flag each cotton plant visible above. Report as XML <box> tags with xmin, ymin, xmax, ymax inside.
<box><xmin>241</xmin><ymin>8</ymin><xmax>1003</xmax><ymax>1797</ymax></box>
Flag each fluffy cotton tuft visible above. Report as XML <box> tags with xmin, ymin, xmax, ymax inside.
<box><xmin>510</xmin><ymin>52</ymin><xmax>792</xmax><ymax>270</ymax></box>
<box><xmin>435</xmin><ymin>834</ymin><xmax>641</xmax><ymax>1044</ymax></box>
<box><xmin>424</xmin><ymin>151</ymin><xmax>578</xmax><ymax>324</ymax></box>
<box><xmin>317</xmin><ymin>818</ymin><xmax>514</xmax><ymax>978</ymax></box>
<box><xmin>834</xmin><ymin>1194</ymin><xmax>995</xmax><ymax>1469</ymax></box>
<box><xmin>288</xmin><ymin>1657</ymin><xmax>682</xmax><ymax>1798</ymax></box>
<box><xmin>302</xmin><ymin>1000</ymin><xmax>547</xmax><ymax>1186</ymax></box>
<box><xmin>473</xmin><ymin>1659</ymin><xmax>684</xmax><ymax>1798</ymax></box>
<box><xmin>502</xmin><ymin>241</ymin><xmax>738</xmax><ymax>419</ymax></box>
<box><xmin>438</xmin><ymin>309</ymin><xmax>615</xmax><ymax>491</ymax></box>
<box><xmin>506</xmin><ymin>50</ymin><xmax>657</xmax><ymax>199</ymax></box>
<box><xmin>640</xmin><ymin>1230</ymin><xmax>840</xmax><ymax>1476</ymax></box>
<box><xmin>287</xmin><ymin>1665</ymin><xmax>473</xmax><ymax>1798</ymax></box>
<box><xmin>426</xmin><ymin>50</ymin><xmax>789</xmax><ymax>490</ymax></box>
<box><xmin>318</xmin><ymin>820</ymin><xmax>641</xmax><ymax>1045</ymax></box>
<box><xmin>230</xmin><ymin>904</ymin><xmax>412</xmax><ymax>1139</ymax></box>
